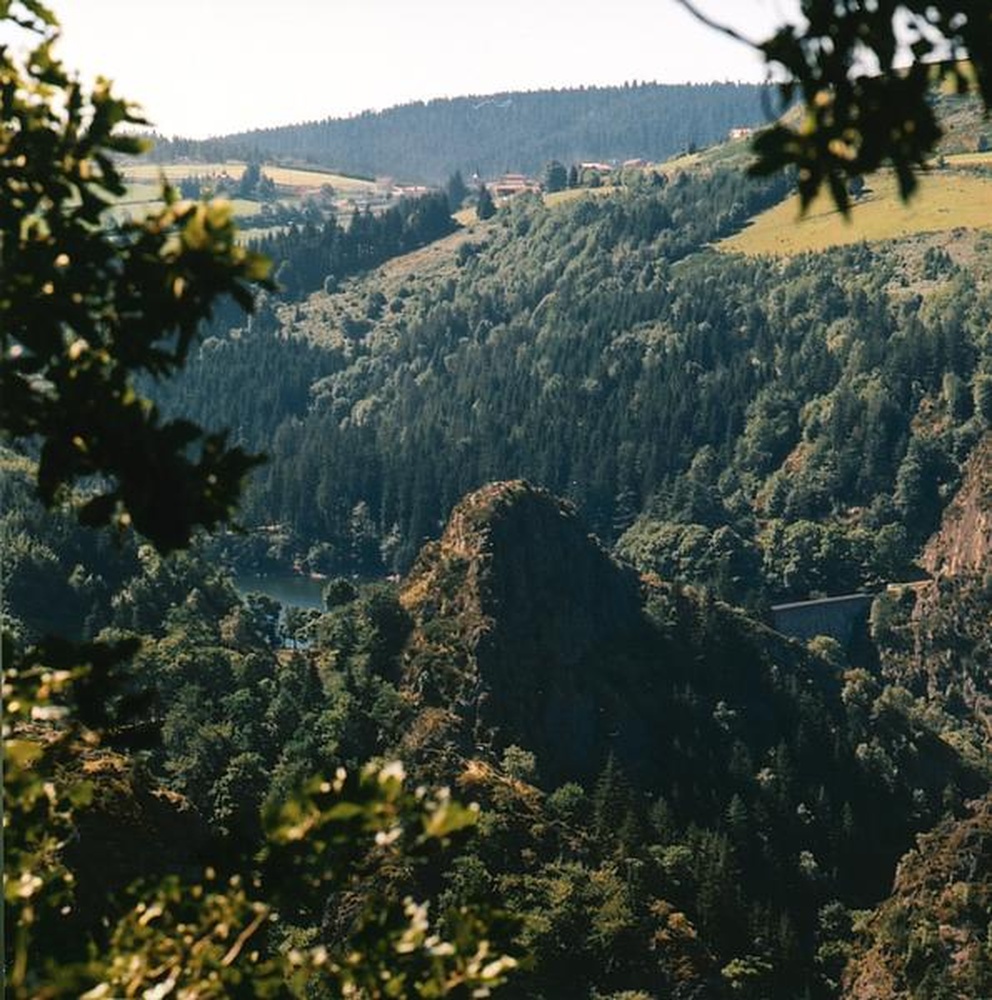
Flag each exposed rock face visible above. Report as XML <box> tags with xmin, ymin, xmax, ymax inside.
<box><xmin>874</xmin><ymin>434</ymin><xmax>992</xmax><ymax>749</ymax></box>
<box><xmin>399</xmin><ymin>480</ymin><xmax>649</xmax><ymax>781</ymax></box>
<box><xmin>843</xmin><ymin>795</ymin><xmax>992</xmax><ymax>1000</ymax></box>
<box><xmin>860</xmin><ymin>435</ymin><xmax>992</xmax><ymax>993</ymax></box>
<box><xmin>921</xmin><ymin>433</ymin><xmax>992</xmax><ymax>579</ymax></box>
<box><xmin>395</xmin><ymin>478</ymin><xmax>989</xmax><ymax>955</ymax></box>
<box><xmin>402</xmin><ymin>480</ymin><xmax>643</xmax><ymax>650</ymax></box>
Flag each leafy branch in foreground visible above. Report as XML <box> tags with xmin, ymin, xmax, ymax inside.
<box><xmin>1</xmin><ymin>6</ymin><xmax>516</xmax><ymax>996</ymax></box>
<box><xmin>4</xmin><ymin>651</ymin><xmax>515</xmax><ymax>998</ymax></box>
<box><xmin>0</xmin><ymin>2</ymin><xmax>271</xmax><ymax>552</ymax></box>
<box><xmin>676</xmin><ymin>0</ymin><xmax>992</xmax><ymax>211</ymax></box>
<box><xmin>82</xmin><ymin>763</ymin><xmax>515</xmax><ymax>999</ymax></box>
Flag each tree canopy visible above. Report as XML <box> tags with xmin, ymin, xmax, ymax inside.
<box><xmin>3</xmin><ymin>1</ymin><xmax>991</xmax><ymax>996</ymax></box>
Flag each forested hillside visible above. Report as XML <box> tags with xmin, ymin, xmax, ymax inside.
<box><xmin>148</xmin><ymin>82</ymin><xmax>770</xmax><ymax>182</ymax></box>
<box><xmin>6</xmin><ymin>460</ymin><xmax>990</xmax><ymax>997</ymax></box>
<box><xmin>157</xmin><ymin>158</ymin><xmax>992</xmax><ymax>618</ymax></box>
<box><xmin>250</xmin><ymin>190</ymin><xmax>456</xmax><ymax>300</ymax></box>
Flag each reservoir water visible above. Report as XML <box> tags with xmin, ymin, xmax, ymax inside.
<box><xmin>233</xmin><ymin>573</ymin><xmax>325</xmax><ymax>609</ymax></box>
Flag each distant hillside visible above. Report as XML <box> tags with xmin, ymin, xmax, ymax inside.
<box><xmin>152</xmin><ymin>82</ymin><xmax>771</xmax><ymax>183</ymax></box>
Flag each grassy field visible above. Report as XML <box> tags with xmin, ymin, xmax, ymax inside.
<box><xmin>720</xmin><ymin>168</ymin><xmax>992</xmax><ymax>257</ymax></box>
<box><xmin>108</xmin><ymin>193</ymin><xmax>263</xmax><ymax>224</ymax></box>
<box><xmin>453</xmin><ymin>207</ymin><xmax>478</xmax><ymax>226</ymax></box>
<box><xmin>378</xmin><ymin>227</ymin><xmax>482</xmax><ymax>280</ymax></box>
<box><xmin>944</xmin><ymin>150</ymin><xmax>992</xmax><ymax>167</ymax></box>
<box><xmin>121</xmin><ymin>161</ymin><xmax>377</xmax><ymax>193</ymax></box>
<box><xmin>111</xmin><ymin>160</ymin><xmax>379</xmax><ymax>225</ymax></box>
<box><xmin>660</xmin><ymin>136</ymin><xmax>757</xmax><ymax>176</ymax></box>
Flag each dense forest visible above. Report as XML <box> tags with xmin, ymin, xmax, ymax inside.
<box><xmin>14</xmin><ymin>146</ymin><xmax>991</xmax><ymax>1000</ymax></box>
<box><xmin>156</xmin><ymin>163</ymin><xmax>992</xmax><ymax>619</ymax></box>
<box><xmin>145</xmin><ymin>82</ymin><xmax>771</xmax><ymax>182</ymax></box>
<box><xmin>5</xmin><ymin>454</ymin><xmax>991</xmax><ymax>998</ymax></box>
<box><xmin>251</xmin><ymin>190</ymin><xmax>456</xmax><ymax>300</ymax></box>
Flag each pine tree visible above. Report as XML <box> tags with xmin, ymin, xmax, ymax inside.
<box><xmin>476</xmin><ymin>183</ymin><xmax>496</xmax><ymax>220</ymax></box>
<box><xmin>543</xmin><ymin>159</ymin><xmax>568</xmax><ymax>193</ymax></box>
<box><xmin>446</xmin><ymin>170</ymin><xmax>469</xmax><ymax>210</ymax></box>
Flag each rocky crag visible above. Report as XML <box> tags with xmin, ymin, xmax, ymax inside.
<box><xmin>843</xmin><ymin>794</ymin><xmax>992</xmax><ymax>999</ymax></box>
<box><xmin>873</xmin><ymin>433</ymin><xmax>992</xmax><ymax>753</ymax></box>
<box><xmin>398</xmin><ymin>480</ymin><xmax>649</xmax><ymax>783</ymax></box>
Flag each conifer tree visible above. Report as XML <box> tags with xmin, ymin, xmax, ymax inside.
<box><xmin>476</xmin><ymin>183</ymin><xmax>496</xmax><ymax>220</ymax></box>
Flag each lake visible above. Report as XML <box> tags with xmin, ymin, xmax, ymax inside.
<box><xmin>233</xmin><ymin>572</ymin><xmax>325</xmax><ymax>609</ymax></box>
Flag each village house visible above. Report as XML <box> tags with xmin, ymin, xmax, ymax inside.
<box><xmin>492</xmin><ymin>172</ymin><xmax>540</xmax><ymax>197</ymax></box>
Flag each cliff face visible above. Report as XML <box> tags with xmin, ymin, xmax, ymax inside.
<box><xmin>874</xmin><ymin>434</ymin><xmax>992</xmax><ymax>749</ymax></box>
<box><xmin>843</xmin><ymin>795</ymin><xmax>992</xmax><ymax>1000</ymax></box>
<box><xmin>399</xmin><ymin>481</ymin><xmax>649</xmax><ymax>781</ymax></box>
<box><xmin>921</xmin><ymin>433</ymin><xmax>992</xmax><ymax>579</ymax></box>
<box><xmin>847</xmin><ymin>439</ymin><xmax>992</xmax><ymax>997</ymax></box>
<box><xmin>386</xmin><ymin>478</ymin><xmax>991</xmax><ymax>997</ymax></box>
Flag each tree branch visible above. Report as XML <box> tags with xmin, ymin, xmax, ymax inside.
<box><xmin>671</xmin><ymin>0</ymin><xmax>762</xmax><ymax>51</ymax></box>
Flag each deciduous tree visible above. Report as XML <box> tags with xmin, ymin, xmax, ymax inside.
<box><xmin>1</xmin><ymin>5</ymin><xmax>515</xmax><ymax>996</ymax></box>
<box><xmin>1</xmin><ymin>11</ymin><xmax>272</xmax><ymax>551</ymax></box>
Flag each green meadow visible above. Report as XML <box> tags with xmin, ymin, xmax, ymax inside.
<box><xmin>720</xmin><ymin>167</ymin><xmax>992</xmax><ymax>256</ymax></box>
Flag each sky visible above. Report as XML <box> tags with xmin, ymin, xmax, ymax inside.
<box><xmin>40</xmin><ymin>0</ymin><xmax>803</xmax><ymax>139</ymax></box>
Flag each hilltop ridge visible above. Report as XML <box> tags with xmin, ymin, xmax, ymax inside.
<box><xmin>394</xmin><ymin>477</ymin><xmax>984</xmax><ymax>806</ymax></box>
<box><xmin>148</xmin><ymin>81</ymin><xmax>771</xmax><ymax>183</ymax></box>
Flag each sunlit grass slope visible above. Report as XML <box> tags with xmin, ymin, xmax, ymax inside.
<box><xmin>112</xmin><ymin>162</ymin><xmax>379</xmax><ymax>226</ymax></box>
<box><xmin>720</xmin><ymin>165</ymin><xmax>992</xmax><ymax>256</ymax></box>
<box><xmin>122</xmin><ymin>161</ymin><xmax>376</xmax><ymax>192</ymax></box>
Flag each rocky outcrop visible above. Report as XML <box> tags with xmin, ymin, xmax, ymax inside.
<box><xmin>874</xmin><ymin>434</ymin><xmax>992</xmax><ymax>749</ymax></box>
<box><xmin>921</xmin><ymin>433</ymin><xmax>992</xmax><ymax>579</ymax></box>
<box><xmin>399</xmin><ymin>480</ymin><xmax>650</xmax><ymax>781</ymax></box>
<box><xmin>393</xmin><ymin>477</ymin><xmax>989</xmax><ymax>975</ymax></box>
<box><xmin>852</xmin><ymin>430</ymin><xmax>992</xmax><ymax>987</ymax></box>
<box><xmin>395</xmin><ymin>480</ymin><xmax>853</xmax><ymax>798</ymax></box>
<box><xmin>843</xmin><ymin>795</ymin><xmax>992</xmax><ymax>1000</ymax></box>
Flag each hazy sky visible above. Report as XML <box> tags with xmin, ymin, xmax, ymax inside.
<box><xmin>42</xmin><ymin>0</ymin><xmax>803</xmax><ymax>138</ymax></box>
